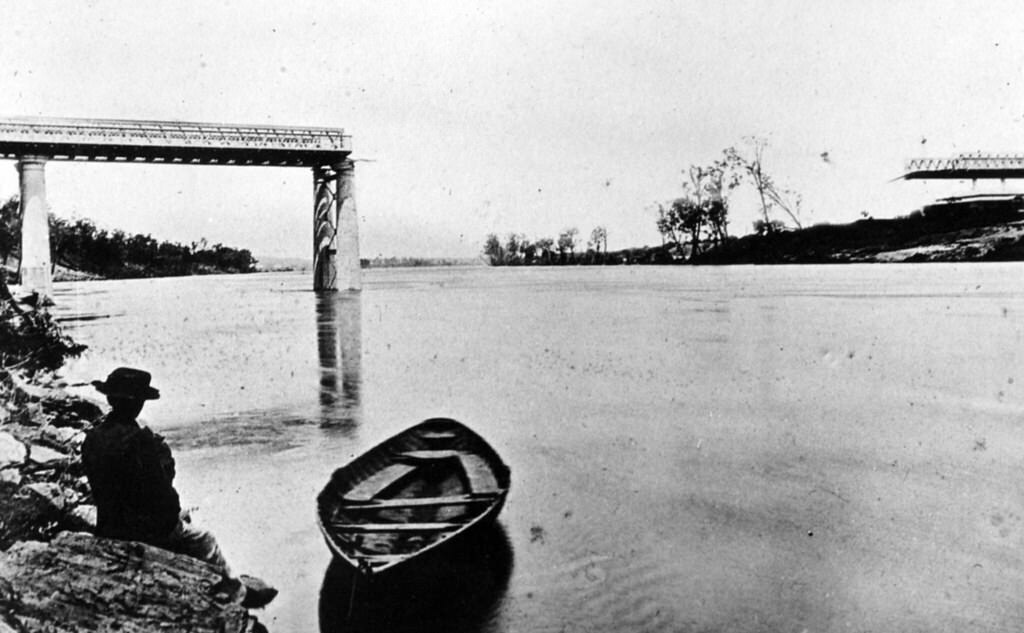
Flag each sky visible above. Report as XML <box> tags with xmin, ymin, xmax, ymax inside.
<box><xmin>2</xmin><ymin>1</ymin><xmax>1024</xmax><ymax>259</ymax></box>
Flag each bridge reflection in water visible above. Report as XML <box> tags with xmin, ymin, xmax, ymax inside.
<box><xmin>317</xmin><ymin>292</ymin><xmax>362</xmax><ymax>434</ymax></box>
<box><xmin>318</xmin><ymin>523</ymin><xmax>513</xmax><ymax>633</ymax></box>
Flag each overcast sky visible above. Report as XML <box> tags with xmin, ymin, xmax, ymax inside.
<box><xmin>2</xmin><ymin>1</ymin><xmax>1023</xmax><ymax>259</ymax></box>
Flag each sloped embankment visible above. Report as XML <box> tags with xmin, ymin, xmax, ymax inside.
<box><xmin>694</xmin><ymin>202</ymin><xmax>1024</xmax><ymax>264</ymax></box>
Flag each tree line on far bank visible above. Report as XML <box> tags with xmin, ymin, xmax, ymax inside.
<box><xmin>483</xmin><ymin>136</ymin><xmax>805</xmax><ymax>266</ymax></box>
<box><xmin>0</xmin><ymin>196</ymin><xmax>257</xmax><ymax>278</ymax></box>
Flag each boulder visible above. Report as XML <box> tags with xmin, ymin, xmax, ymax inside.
<box><xmin>26</xmin><ymin>444</ymin><xmax>69</xmax><ymax>467</ymax></box>
<box><xmin>66</xmin><ymin>504</ymin><xmax>97</xmax><ymax>532</ymax></box>
<box><xmin>0</xmin><ymin>433</ymin><xmax>26</xmax><ymax>468</ymax></box>
<box><xmin>0</xmin><ymin>532</ymin><xmax>259</xmax><ymax>632</ymax></box>
<box><xmin>41</xmin><ymin>425</ymin><xmax>82</xmax><ymax>449</ymax></box>
<box><xmin>0</xmin><ymin>484</ymin><xmax>62</xmax><ymax>549</ymax></box>
<box><xmin>21</xmin><ymin>483</ymin><xmax>68</xmax><ymax>513</ymax></box>
<box><xmin>43</xmin><ymin>396</ymin><xmax>102</xmax><ymax>429</ymax></box>
<box><xmin>13</xmin><ymin>403</ymin><xmax>46</xmax><ymax>427</ymax></box>
<box><xmin>6</xmin><ymin>373</ymin><xmax>50</xmax><ymax>403</ymax></box>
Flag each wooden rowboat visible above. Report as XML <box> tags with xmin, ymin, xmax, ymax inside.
<box><xmin>316</xmin><ymin>418</ymin><xmax>511</xmax><ymax>576</ymax></box>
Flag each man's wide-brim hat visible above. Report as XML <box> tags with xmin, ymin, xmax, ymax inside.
<box><xmin>92</xmin><ymin>367</ymin><xmax>161</xmax><ymax>400</ymax></box>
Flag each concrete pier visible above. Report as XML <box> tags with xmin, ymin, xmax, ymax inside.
<box><xmin>335</xmin><ymin>161</ymin><xmax>361</xmax><ymax>292</ymax></box>
<box><xmin>16</xmin><ymin>156</ymin><xmax>52</xmax><ymax>299</ymax></box>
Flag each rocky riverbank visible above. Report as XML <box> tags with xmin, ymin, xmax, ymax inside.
<box><xmin>0</xmin><ymin>371</ymin><xmax>101</xmax><ymax>550</ymax></box>
<box><xmin>0</xmin><ymin>347</ymin><xmax>268</xmax><ymax>630</ymax></box>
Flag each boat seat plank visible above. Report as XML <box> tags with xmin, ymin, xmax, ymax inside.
<box><xmin>459</xmin><ymin>454</ymin><xmax>501</xmax><ymax>494</ymax></box>
<box><xmin>419</xmin><ymin>430</ymin><xmax>458</xmax><ymax>440</ymax></box>
<box><xmin>342</xmin><ymin>494</ymin><xmax>496</xmax><ymax>510</ymax></box>
<box><xmin>399</xmin><ymin>449</ymin><xmax>463</xmax><ymax>461</ymax></box>
<box><xmin>348</xmin><ymin>553</ymin><xmax>408</xmax><ymax>561</ymax></box>
<box><xmin>343</xmin><ymin>463</ymin><xmax>417</xmax><ymax>502</ymax></box>
<box><xmin>328</xmin><ymin>521</ymin><xmax>462</xmax><ymax>533</ymax></box>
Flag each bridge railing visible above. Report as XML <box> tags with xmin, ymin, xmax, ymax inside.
<box><xmin>0</xmin><ymin>116</ymin><xmax>350</xmax><ymax>153</ymax></box>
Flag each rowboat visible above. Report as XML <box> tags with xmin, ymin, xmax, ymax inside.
<box><xmin>316</xmin><ymin>418</ymin><xmax>511</xmax><ymax>575</ymax></box>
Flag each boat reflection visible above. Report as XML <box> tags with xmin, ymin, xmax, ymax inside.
<box><xmin>317</xmin><ymin>291</ymin><xmax>362</xmax><ymax>434</ymax></box>
<box><xmin>318</xmin><ymin>522</ymin><xmax>514</xmax><ymax>633</ymax></box>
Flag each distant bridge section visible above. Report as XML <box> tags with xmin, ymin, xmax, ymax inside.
<box><xmin>0</xmin><ymin>116</ymin><xmax>358</xmax><ymax>297</ymax></box>
<box><xmin>903</xmin><ymin>154</ymin><xmax>1024</xmax><ymax>180</ymax></box>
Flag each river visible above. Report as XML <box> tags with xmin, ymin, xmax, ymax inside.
<box><xmin>52</xmin><ymin>263</ymin><xmax>1024</xmax><ymax>632</ymax></box>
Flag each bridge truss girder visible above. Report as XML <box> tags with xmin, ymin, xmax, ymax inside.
<box><xmin>903</xmin><ymin>154</ymin><xmax>1024</xmax><ymax>180</ymax></box>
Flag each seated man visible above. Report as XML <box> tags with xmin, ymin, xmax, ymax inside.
<box><xmin>81</xmin><ymin>367</ymin><xmax>276</xmax><ymax>609</ymax></box>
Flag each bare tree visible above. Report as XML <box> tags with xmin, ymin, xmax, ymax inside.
<box><xmin>702</xmin><ymin>158</ymin><xmax>741</xmax><ymax>244</ymax></box>
<box><xmin>589</xmin><ymin>226</ymin><xmax>607</xmax><ymax>254</ymax></box>
<box><xmin>724</xmin><ymin>136</ymin><xmax>803</xmax><ymax>231</ymax></box>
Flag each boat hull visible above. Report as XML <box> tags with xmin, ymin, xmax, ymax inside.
<box><xmin>316</xmin><ymin>418</ymin><xmax>511</xmax><ymax>576</ymax></box>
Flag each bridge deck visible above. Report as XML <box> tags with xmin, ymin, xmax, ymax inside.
<box><xmin>0</xmin><ymin>116</ymin><xmax>350</xmax><ymax>167</ymax></box>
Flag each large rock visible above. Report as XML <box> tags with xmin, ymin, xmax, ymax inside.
<box><xmin>6</xmin><ymin>372</ymin><xmax>51</xmax><ymax>403</ymax></box>
<box><xmin>0</xmin><ymin>484</ymin><xmax>63</xmax><ymax>549</ymax></box>
<box><xmin>42</xmin><ymin>396</ymin><xmax>102</xmax><ymax>429</ymax></box>
<box><xmin>66</xmin><ymin>504</ymin><xmax>96</xmax><ymax>531</ymax></box>
<box><xmin>21</xmin><ymin>483</ymin><xmax>69</xmax><ymax>513</ymax></box>
<box><xmin>41</xmin><ymin>425</ymin><xmax>82</xmax><ymax>449</ymax></box>
<box><xmin>0</xmin><ymin>532</ymin><xmax>259</xmax><ymax>633</ymax></box>
<box><xmin>26</xmin><ymin>444</ymin><xmax>69</xmax><ymax>467</ymax></box>
<box><xmin>0</xmin><ymin>433</ymin><xmax>26</xmax><ymax>468</ymax></box>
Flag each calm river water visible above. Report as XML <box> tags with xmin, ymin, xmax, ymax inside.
<box><xmin>52</xmin><ymin>264</ymin><xmax>1024</xmax><ymax>632</ymax></box>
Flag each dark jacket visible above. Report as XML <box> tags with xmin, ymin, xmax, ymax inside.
<box><xmin>81</xmin><ymin>413</ymin><xmax>181</xmax><ymax>542</ymax></box>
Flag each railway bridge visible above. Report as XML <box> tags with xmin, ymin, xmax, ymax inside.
<box><xmin>0</xmin><ymin>116</ymin><xmax>360</xmax><ymax>298</ymax></box>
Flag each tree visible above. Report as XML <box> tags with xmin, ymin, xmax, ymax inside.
<box><xmin>753</xmin><ymin>218</ymin><xmax>787</xmax><ymax>236</ymax></box>
<box><xmin>724</xmin><ymin>136</ymin><xmax>803</xmax><ymax>231</ymax></box>
<box><xmin>656</xmin><ymin>201</ymin><xmax>685</xmax><ymax>247</ymax></box>
<box><xmin>556</xmin><ymin>227</ymin><xmax>579</xmax><ymax>264</ymax></box>
<box><xmin>656</xmin><ymin>197</ymin><xmax>705</xmax><ymax>259</ymax></box>
<box><xmin>505</xmin><ymin>233</ymin><xmax>532</xmax><ymax>265</ymax></box>
<box><xmin>693</xmin><ymin>159</ymin><xmax>740</xmax><ymax>245</ymax></box>
<box><xmin>0</xmin><ymin>196</ymin><xmax>19</xmax><ymax>267</ymax></box>
<box><xmin>521</xmin><ymin>239</ymin><xmax>537</xmax><ymax>265</ymax></box>
<box><xmin>589</xmin><ymin>226</ymin><xmax>608</xmax><ymax>258</ymax></box>
<box><xmin>482</xmin><ymin>233</ymin><xmax>504</xmax><ymax>266</ymax></box>
<box><xmin>0</xmin><ymin>267</ymin><xmax>87</xmax><ymax>372</ymax></box>
<box><xmin>534</xmin><ymin>237</ymin><xmax>555</xmax><ymax>265</ymax></box>
<box><xmin>655</xmin><ymin>152</ymin><xmax>743</xmax><ymax>260</ymax></box>
<box><xmin>49</xmin><ymin>213</ymin><xmax>70</xmax><ymax>272</ymax></box>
